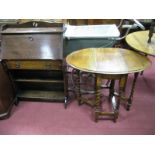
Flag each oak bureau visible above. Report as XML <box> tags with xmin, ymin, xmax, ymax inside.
<box><xmin>0</xmin><ymin>21</ymin><xmax>68</xmax><ymax>119</ymax></box>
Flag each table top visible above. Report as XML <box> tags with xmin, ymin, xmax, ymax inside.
<box><xmin>125</xmin><ymin>30</ymin><xmax>155</xmax><ymax>56</ymax></box>
<box><xmin>64</xmin><ymin>24</ymin><xmax>120</xmax><ymax>39</ymax></box>
<box><xmin>66</xmin><ymin>48</ymin><xmax>151</xmax><ymax>74</ymax></box>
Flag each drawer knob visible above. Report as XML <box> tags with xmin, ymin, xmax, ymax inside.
<box><xmin>28</xmin><ymin>37</ymin><xmax>33</xmax><ymax>41</ymax></box>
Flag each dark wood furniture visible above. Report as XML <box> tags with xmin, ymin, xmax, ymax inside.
<box><xmin>0</xmin><ymin>21</ymin><xmax>68</xmax><ymax>110</ymax></box>
<box><xmin>148</xmin><ymin>19</ymin><xmax>155</xmax><ymax>43</ymax></box>
<box><xmin>0</xmin><ymin>61</ymin><xmax>15</xmax><ymax>119</ymax></box>
<box><xmin>66</xmin><ymin>48</ymin><xmax>151</xmax><ymax>122</ymax></box>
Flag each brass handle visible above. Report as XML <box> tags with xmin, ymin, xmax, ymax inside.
<box><xmin>45</xmin><ymin>63</ymin><xmax>51</xmax><ymax>69</ymax></box>
<box><xmin>33</xmin><ymin>22</ymin><xmax>38</xmax><ymax>27</ymax></box>
<box><xmin>15</xmin><ymin>62</ymin><xmax>20</xmax><ymax>69</ymax></box>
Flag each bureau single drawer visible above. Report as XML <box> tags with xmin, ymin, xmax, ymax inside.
<box><xmin>5</xmin><ymin>60</ymin><xmax>62</xmax><ymax>70</ymax></box>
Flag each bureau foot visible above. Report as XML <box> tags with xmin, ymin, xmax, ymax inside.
<box><xmin>64</xmin><ymin>96</ymin><xmax>68</xmax><ymax>109</ymax></box>
<box><xmin>14</xmin><ymin>97</ymin><xmax>19</xmax><ymax>106</ymax></box>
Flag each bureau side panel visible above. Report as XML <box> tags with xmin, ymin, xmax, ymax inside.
<box><xmin>0</xmin><ymin>62</ymin><xmax>15</xmax><ymax>119</ymax></box>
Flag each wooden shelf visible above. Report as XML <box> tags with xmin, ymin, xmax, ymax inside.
<box><xmin>17</xmin><ymin>90</ymin><xmax>65</xmax><ymax>102</ymax></box>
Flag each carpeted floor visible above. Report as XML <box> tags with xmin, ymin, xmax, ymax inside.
<box><xmin>0</xmin><ymin>56</ymin><xmax>155</xmax><ymax>135</ymax></box>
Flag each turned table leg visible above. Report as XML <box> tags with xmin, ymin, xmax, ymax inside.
<box><xmin>126</xmin><ymin>72</ymin><xmax>139</xmax><ymax>111</ymax></box>
<box><xmin>94</xmin><ymin>74</ymin><xmax>102</xmax><ymax>122</ymax></box>
<box><xmin>76</xmin><ymin>70</ymin><xmax>82</xmax><ymax>105</ymax></box>
<box><xmin>109</xmin><ymin>80</ymin><xmax>115</xmax><ymax>100</ymax></box>
<box><xmin>114</xmin><ymin>75</ymin><xmax>127</xmax><ymax>122</ymax></box>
